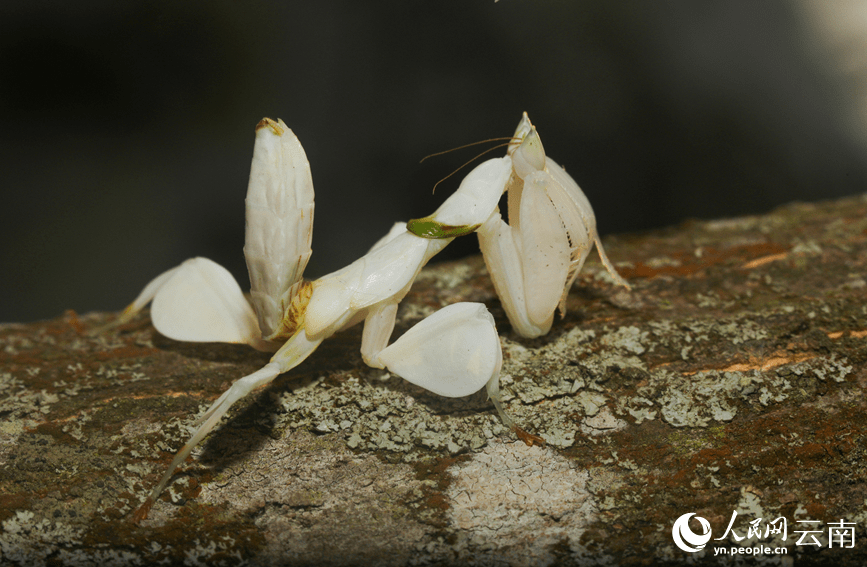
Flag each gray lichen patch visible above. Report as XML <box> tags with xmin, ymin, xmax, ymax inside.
<box><xmin>1</xmin><ymin>510</ymin><xmax>86</xmax><ymax>567</ymax></box>
<box><xmin>4</xmin><ymin>429</ymin><xmax>145</xmax><ymax>519</ymax></box>
<box><xmin>486</xmin><ymin>306</ymin><xmax>820</xmax><ymax>440</ymax></box>
<box><xmin>600</xmin><ymin>325</ymin><xmax>648</xmax><ymax>355</ymax></box>
<box><xmin>579</xmin><ymin>407</ymin><xmax>628</xmax><ymax>436</ymax></box>
<box><xmin>442</xmin><ymin>440</ymin><xmax>601</xmax><ymax>567</ymax></box>
<box><xmin>191</xmin><ymin>429</ymin><xmax>432</xmax><ymax>566</ymax></box>
<box><xmin>656</xmin><ymin>370</ymin><xmax>741</xmax><ymax>427</ymax></box>
<box><xmin>607</xmin><ymin>354</ymin><xmax>856</xmax><ymax>429</ymax></box>
<box><xmin>0</xmin><ymin>371</ymin><xmax>58</xmax><ymax>431</ymax></box>
<box><xmin>0</xmin><ymin>431</ymin><xmax>149</xmax><ymax>566</ymax></box>
<box><xmin>268</xmin><ymin>368</ymin><xmax>509</xmax><ymax>462</ymax></box>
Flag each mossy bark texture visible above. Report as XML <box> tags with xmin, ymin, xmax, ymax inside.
<box><xmin>2</xmin><ymin>195</ymin><xmax>867</xmax><ymax>566</ymax></box>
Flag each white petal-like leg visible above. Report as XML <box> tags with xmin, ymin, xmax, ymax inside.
<box><xmin>101</xmin><ymin>257</ymin><xmax>273</xmax><ymax>351</ymax></box>
<box><xmin>516</xmin><ymin>176</ymin><xmax>572</xmax><ymax>327</ymax></box>
<box><xmin>374</xmin><ymin>302</ymin><xmax>503</xmax><ymax>399</ymax></box>
<box><xmin>145</xmin><ymin>327</ymin><xmax>323</xmax><ymax>503</ymax></box>
<box><xmin>125</xmin><ymin>265</ymin><xmax>181</xmax><ymax>317</ymax></box>
<box><xmin>360</xmin><ymin>300</ymin><xmax>518</xmax><ymax>432</ymax></box>
<box><xmin>91</xmin><ymin>262</ymin><xmax>185</xmax><ymax>336</ymax></box>
<box><xmin>149</xmin><ymin>257</ymin><xmax>269</xmax><ymax>349</ymax></box>
<box><xmin>90</xmin><ymin>263</ymin><xmax>182</xmax><ymax>334</ymax></box>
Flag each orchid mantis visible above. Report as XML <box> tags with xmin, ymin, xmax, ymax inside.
<box><xmin>118</xmin><ymin>113</ymin><xmax>627</xmax><ymax>518</ymax></box>
<box><xmin>122</xmin><ymin>119</ymin><xmax>511</xmax><ymax>516</ymax></box>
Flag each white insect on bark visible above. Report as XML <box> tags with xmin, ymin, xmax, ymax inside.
<box><xmin>115</xmin><ymin>118</ymin><xmax>513</xmax><ymax>519</ymax></box>
<box><xmin>113</xmin><ymin>113</ymin><xmax>624</xmax><ymax>520</ymax></box>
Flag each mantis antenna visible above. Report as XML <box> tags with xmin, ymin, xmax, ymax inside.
<box><xmin>421</xmin><ymin>137</ymin><xmax>519</xmax><ymax>194</ymax></box>
<box><xmin>419</xmin><ymin>136</ymin><xmax>517</xmax><ymax>163</ymax></box>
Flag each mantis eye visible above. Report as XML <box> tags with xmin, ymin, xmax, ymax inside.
<box><xmin>511</xmin><ymin>126</ymin><xmax>546</xmax><ymax>179</ymax></box>
<box><xmin>510</xmin><ymin>111</ymin><xmax>533</xmax><ymax>147</ymax></box>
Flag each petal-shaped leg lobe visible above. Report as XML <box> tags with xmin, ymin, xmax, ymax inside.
<box><xmin>92</xmin><ymin>264</ymin><xmax>182</xmax><ymax>335</ymax></box>
<box><xmin>376</xmin><ymin>302</ymin><xmax>501</xmax><ymax>398</ymax></box>
<box><xmin>126</xmin><ymin>264</ymin><xmax>182</xmax><ymax>314</ymax></box>
<box><xmin>150</xmin><ymin>257</ymin><xmax>261</xmax><ymax>345</ymax></box>
<box><xmin>518</xmin><ymin>175</ymin><xmax>571</xmax><ymax>327</ymax></box>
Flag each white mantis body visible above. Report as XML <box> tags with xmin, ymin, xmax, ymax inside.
<box><xmin>119</xmin><ymin>114</ymin><xmax>627</xmax><ymax>518</ymax></box>
<box><xmin>123</xmin><ymin>119</ymin><xmax>513</xmax><ymax>517</ymax></box>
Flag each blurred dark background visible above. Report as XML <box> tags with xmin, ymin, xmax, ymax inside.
<box><xmin>2</xmin><ymin>1</ymin><xmax>865</xmax><ymax>323</ymax></box>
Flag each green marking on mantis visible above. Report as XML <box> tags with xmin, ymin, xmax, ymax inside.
<box><xmin>406</xmin><ymin>217</ymin><xmax>481</xmax><ymax>239</ymax></box>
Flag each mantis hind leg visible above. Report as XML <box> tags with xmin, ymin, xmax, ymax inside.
<box><xmin>361</xmin><ymin>301</ymin><xmax>516</xmax><ymax>428</ymax></box>
<box><xmin>133</xmin><ymin>329</ymin><xmax>323</xmax><ymax>521</ymax></box>
<box><xmin>594</xmin><ymin>234</ymin><xmax>631</xmax><ymax>289</ymax></box>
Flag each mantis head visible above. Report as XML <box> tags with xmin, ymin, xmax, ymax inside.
<box><xmin>509</xmin><ymin>123</ymin><xmax>546</xmax><ymax>180</ymax></box>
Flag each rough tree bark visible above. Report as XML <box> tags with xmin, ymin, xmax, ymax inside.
<box><xmin>1</xmin><ymin>194</ymin><xmax>866</xmax><ymax>566</ymax></box>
